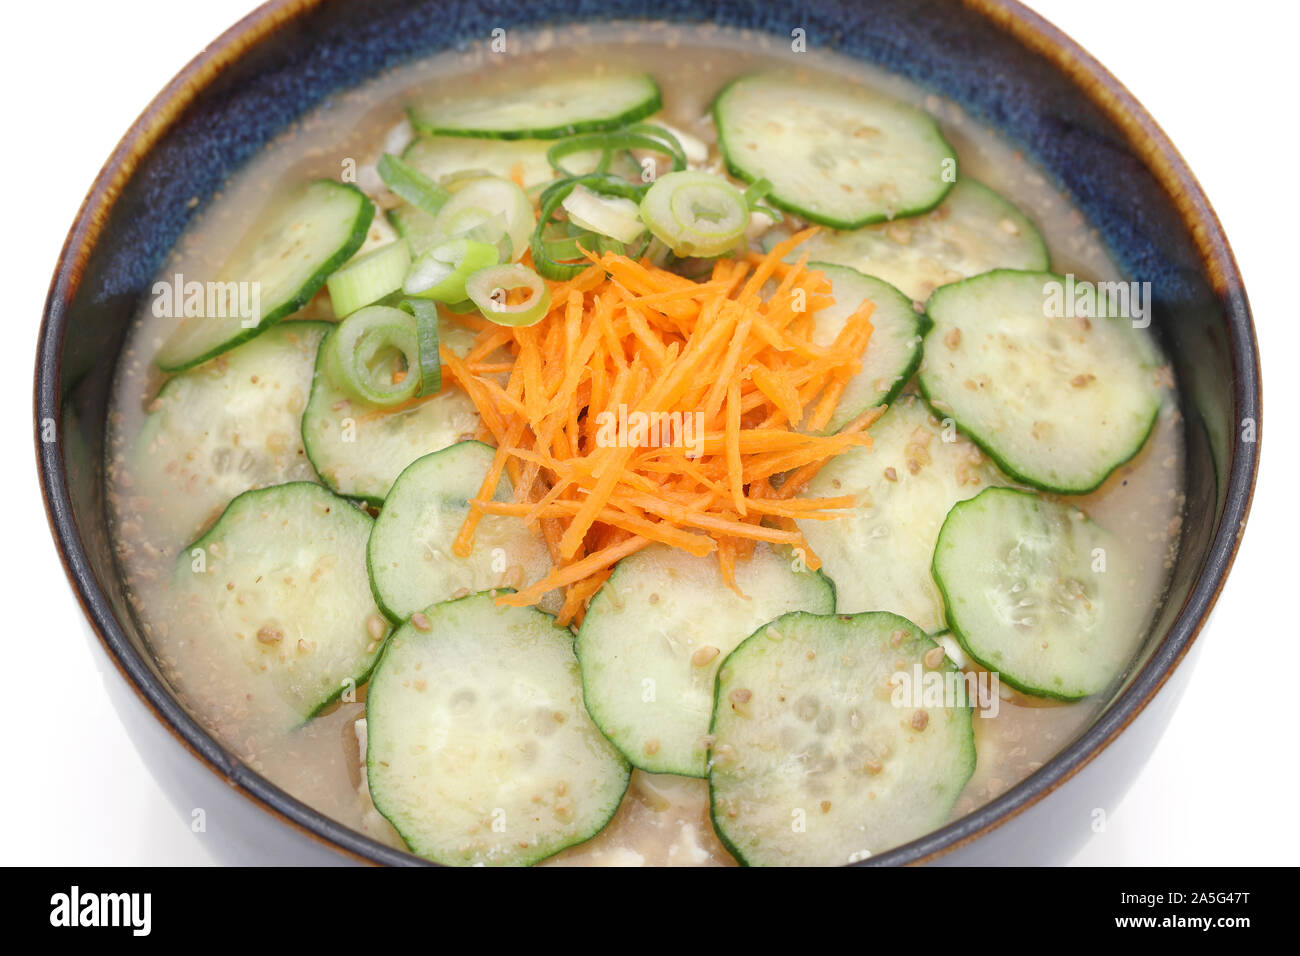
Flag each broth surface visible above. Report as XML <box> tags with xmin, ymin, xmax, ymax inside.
<box><xmin>106</xmin><ymin>22</ymin><xmax>1185</xmax><ymax>865</ymax></box>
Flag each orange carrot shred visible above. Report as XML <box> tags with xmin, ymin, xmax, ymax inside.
<box><xmin>411</xmin><ymin>230</ymin><xmax>885</xmax><ymax>615</ymax></box>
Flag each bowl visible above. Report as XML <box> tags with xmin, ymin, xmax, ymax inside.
<box><xmin>34</xmin><ymin>0</ymin><xmax>1260</xmax><ymax>865</ymax></box>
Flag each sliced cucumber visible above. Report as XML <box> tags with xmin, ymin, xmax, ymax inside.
<box><xmin>410</xmin><ymin>72</ymin><xmax>661</xmax><ymax>140</ymax></box>
<box><xmin>801</xmin><ymin>178</ymin><xmax>1049</xmax><ymax>302</ymax></box>
<box><xmin>403</xmin><ymin>135</ymin><xmax>556</xmax><ymax>190</ymax></box>
<box><xmin>575</xmin><ymin>543</ymin><xmax>834</xmax><ymax>777</ymax></box>
<box><xmin>301</xmin><ymin>321</ymin><xmax>481</xmax><ymax>504</ymax></box>
<box><xmin>796</xmin><ymin>397</ymin><xmax>1003</xmax><ymax>633</ymax></box>
<box><xmin>365</xmin><ymin>592</ymin><xmax>630</xmax><ymax>866</ymax></box>
<box><xmin>919</xmin><ymin>269</ymin><xmax>1162</xmax><ymax>494</ymax></box>
<box><xmin>156</xmin><ymin>181</ymin><xmax>374</xmax><ymax>371</ymax></box>
<box><xmin>804</xmin><ymin>264</ymin><xmax>924</xmax><ymax>433</ymax></box>
<box><xmin>367</xmin><ymin>442</ymin><xmax>555</xmax><ymax>622</ymax></box>
<box><xmin>714</xmin><ymin>74</ymin><xmax>955</xmax><ymax>229</ymax></box>
<box><xmin>932</xmin><ymin>487</ymin><xmax>1142</xmax><ymax>699</ymax></box>
<box><xmin>708</xmin><ymin>611</ymin><xmax>975</xmax><ymax>866</ymax></box>
<box><xmin>132</xmin><ymin>321</ymin><xmax>328</xmax><ymax>547</ymax></box>
<box><xmin>175</xmin><ymin>482</ymin><xmax>390</xmax><ymax>729</ymax></box>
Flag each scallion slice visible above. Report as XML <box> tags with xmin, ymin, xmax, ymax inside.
<box><xmin>377</xmin><ymin>154</ymin><xmax>453</xmax><ymax>217</ymax></box>
<box><xmin>441</xmin><ymin>298</ymin><xmax>481</xmax><ymax>314</ymax></box>
<box><xmin>324</xmin><ymin>305</ymin><xmax>422</xmax><ymax>407</ymax></box>
<box><xmin>547</xmin><ymin>124</ymin><xmax>687</xmax><ymax>179</ymax></box>
<box><xmin>531</xmin><ymin>174</ymin><xmax>650</xmax><ymax>279</ymax></box>
<box><xmin>399</xmin><ymin>299</ymin><xmax>442</xmax><ymax>397</ymax></box>
<box><xmin>561</xmin><ymin>184</ymin><xmax>645</xmax><ymax>244</ymax></box>
<box><xmin>431</xmin><ymin>175</ymin><xmax>534</xmax><ymax>263</ymax></box>
<box><xmin>640</xmin><ymin>170</ymin><xmax>748</xmax><ymax>258</ymax></box>
<box><xmin>466</xmin><ymin>264</ymin><xmax>551</xmax><ymax>327</ymax></box>
<box><xmin>326</xmin><ymin>240</ymin><xmax>412</xmax><ymax>318</ymax></box>
<box><xmin>403</xmin><ymin>237</ymin><xmax>499</xmax><ymax>303</ymax></box>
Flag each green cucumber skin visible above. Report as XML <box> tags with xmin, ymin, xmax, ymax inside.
<box><xmin>157</xmin><ymin>182</ymin><xmax>375</xmax><ymax>373</ymax></box>
<box><xmin>179</xmin><ymin>481</ymin><xmax>385</xmax><ymax>727</ymax></box>
<box><xmin>931</xmin><ymin>487</ymin><xmax>1116</xmax><ymax>701</ymax></box>
<box><xmin>576</xmin><ymin>552</ymin><xmax>836</xmax><ymax>779</ymax></box>
<box><xmin>364</xmin><ymin>440</ymin><xmax>494</xmax><ymax>625</ymax></box>
<box><xmin>300</xmin><ymin>328</ymin><xmax>382</xmax><ymax>507</ymax></box>
<box><xmin>706</xmin><ymin>610</ymin><xmax>975</xmax><ymax>866</ymax></box>
<box><xmin>580</xmin><ymin>575</ymin><xmax>839</xmax><ymax>779</ymax></box>
<box><xmin>365</xmin><ymin>590</ymin><xmax>631</xmax><ymax>866</ymax></box>
<box><xmin>917</xmin><ymin>268</ymin><xmax>1160</xmax><ymax>496</ymax></box>
<box><xmin>711</xmin><ymin>76</ymin><xmax>957</xmax><ymax>231</ymax></box>
<box><xmin>407</xmin><ymin>89</ymin><xmax>663</xmax><ymax>142</ymax></box>
<box><xmin>808</xmin><ymin>263</ymin><xmax>925</xmax><ymax>432</ymax></box>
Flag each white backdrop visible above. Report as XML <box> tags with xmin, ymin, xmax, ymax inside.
<box><xmin>0</xmin><ymin>0</ymin><xmax>1290</xmax><ymax>865</ymax></box>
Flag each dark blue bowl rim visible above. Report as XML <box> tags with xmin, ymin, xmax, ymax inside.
<box><xmin>34</xmin><ymin>0</ymin><xmax>1261</xmax><ymax>866</ymax></box>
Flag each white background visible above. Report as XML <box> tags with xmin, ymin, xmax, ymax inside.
<box><xmin>0</xmin><ymin>0</ymin><xmax>1291</xmax><ymax>866</ymax></box>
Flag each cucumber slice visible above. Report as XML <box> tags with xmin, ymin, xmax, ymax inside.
<box><xmin>708</xmin><ymin>611</ymin><xmax>976</xmax><ymax>866</ymax></box>
<box><xmin>805</xmin><ymin>264</ymin><xmax>924</xmax><ymax>433</ymax></box>
<box><xmin>301</xmin><ymin>322</ymin><xmax>480</xmax><ymax>504</ymax></box>
<box><xmin>365</xmin><ymin>592</ymin><xmax>630</xmax><ymax>866</ymax></box>
<box><xmin>156</xmin><ymin>181</ymin><xmax>374</xmax><ymax>371</ymax></box>
<box><xmin>403</xmin><ymin>135</ymin><xmax>556</xmax><ymax>190</ymax></box>
<box><xmin>919</xmin><ymin>269</ymin><xmax>1162</xmax><ymax>494</ymax></box>
<box><xmin>801</xmin><ymin>179</ymin><xmax>1049</xmax><ymax>302</ymax></box>
<box><xmin>132</xmin><ymin>321</ymin><xmax>328</xmax><ymax>547</ymax></box>
<box><xmin>714</xmin><ymin>74</ymin><xmax>955</xmax><ymax>229</ymax></box>
<box><xmin>796</xmin><ymin>397</ymin><xmax>1003</xmax><ymax>633</ymax></box>
<box><xmin>576</xmin><ymin>543</ymin><xmax>835</xmax><ymax>777</ymax></box>
<box><xmin>410</xmin><ymin>72</ymin><xmax>661</xmax><ymax>140</ymax></box>
<box><xmin>175</xmin><ymin>482</ymin><xmax>390</xmax><ymax>729</ymax></box>
<box><xmin>367</xmin><ymin>442</ymin><xmax>555</xmax><ymax>621</ymax></box>
<box><xmin>932</xmin><ymin>487</ymin><xmax>1142</xmax><ymax>699</ymax></box>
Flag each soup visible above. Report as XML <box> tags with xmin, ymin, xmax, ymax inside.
<box><xmin>106</xmin><ymin>22</ymin><xmax>1184</xmax><ymax>866</ymax></box>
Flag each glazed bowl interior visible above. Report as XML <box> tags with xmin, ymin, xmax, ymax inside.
<box><xmin>36</xmin><ymin>0</ymin><xmax>1258</xmax><ymax>865</ymax></box>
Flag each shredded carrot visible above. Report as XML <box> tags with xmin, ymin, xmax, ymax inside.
<box><xmin>430</xmin><ymin>229</ymin><xmax>880</xmax><ymax>615</ymax></box>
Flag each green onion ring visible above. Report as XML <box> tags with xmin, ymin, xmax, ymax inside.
<box><xmin>465</xmin><ymin>264</ymin><xmax>552</xmax><ymax>328</ymax></box>
<box><xmin>547</xmin><ymin>124</ymin><xmax>687</xmax><ymax>179</ymax></box>
<box><xmin>377</xmin><ymin>154</ymin><xmax>452</xmax><ymax>217</ymax></box>
<box><xmin>404</xmin><ymin>237</ymin><xmax>499</xmax><ymax>303</ymax></box>
<box><xmin>324</xmin><ymin>305</ymin><xmax>422</xmax><ymax>407</ymax></box>
<box><xmin>640</xmin><ymin>170</ymin><xmax>749</xmax><ymax>258</ymax></box>
<box><xmin>399</xmin><ymin>299</ymin><xmax>442</xmax><ymax>396</ymax></box>
<box><xmin>531</xmin><ymin>173</ymin><xmax>650</xmax><ymax>279</ymax></box>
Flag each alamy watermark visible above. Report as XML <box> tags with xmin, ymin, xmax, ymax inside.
<box><xmin>1042</xmin><ymin>274</ymin><xmax>1151</xmax><ymax>329</ymax></box>
<box><xmin>890</xmin><ymin>663</ymin><xmax>1001</xmax><ymax>718</ymax></box>
<box><xmin>152</xmin><ymin>272</ymin><xmax>262</xmax><ymax>328</ymax></box>
<box><xmin>49</xmin><ymin>886</ymin><xmax>151</xmax><ymax>936</ymax></box>
<box><xmin>593</xmin><ymin>403</ymin><xmax>706</xmax><ymax>458</ymax></box>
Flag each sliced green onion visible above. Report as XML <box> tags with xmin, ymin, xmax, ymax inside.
<box><xmin>542</xmin><ymin>235</ymin><xmax>588</xmax><ymax>261</ymax></box>
<box><xmin>466</xmin><ymin>264</ymin><xmax>551</xmax><ymax>327</ymax></box>
<box><xmin>742</xmin><ymin>177</ymin><xmax>783</xmax><ymax>224</ymax></box>
<box><xmin>561</xmin><ymin>184</ymin><xmax>645</xmax><ymax>244</ymax></box>
<box><xmin>404</xmin><ymin>238</ymin><xmax>499</xmax><ymax>303</ymax></box>
<box><xmin>387</xmin><ymin>205</ymin><xmax>441</xmax><ymax>255</ymax></box>
<box><xmin>531</xmin><ymin>174</ymin><xmax>650</xmax><ymax>279</ymax></box>
<box><xmin>436</xmin><ymin>206</ymin><xmax>513</xmax><ymax>262</ymax></box>
<box><xmin>431</xmin><ymin>176</ymin><xmax>534</xmax><ymax>263</ymax></box>
<box><xmin>399</xmin><ymin>299</ymin><xmax>442</xmax><ymax>396</ymax></box>
<box><xmin>441</xmin><ymin>298</ymin><xmax>481</xmax><ymax>314</ymax></box>
<box><xmin>377</xmin><ymin>154</ymin><xmax>452</xmax><ymax>217</ymax></box>
<box><xmin>326</xmin><ymin>240</ymin><xmax>412</xmax><ymax>318</ymax></box>
<box><xmin>325</xmin><ymin>305</ymin><xmax>421</xmax><ymax>407</ymax></box>
<box><xmin>743</xmin><ymin>177</ymin><xmax>775</xmax><ymax>205</ymax></box>
<box><xmin>547</xmin><ymin>125</ymin><xmax>687</xmax><ymax>179</ymax></box>
<box><xmin>640</xmin><ymin>171</ymin><xmax>748</xmax><ymax>258</ymax></box>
